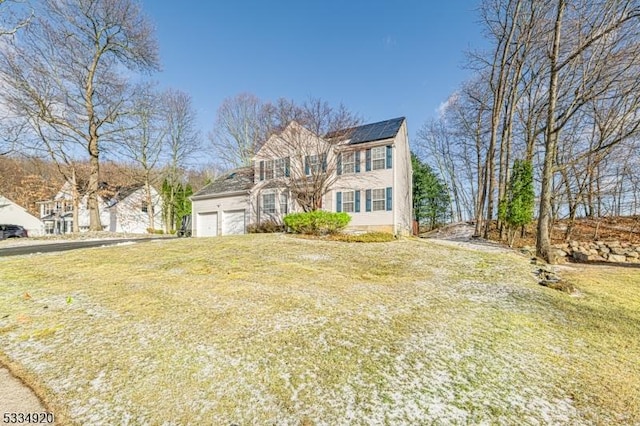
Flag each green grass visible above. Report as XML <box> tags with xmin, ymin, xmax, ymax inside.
<box><xmin>0</xmin><ymin>234</ymin><xmax>639</xmax><ymax>425</ymax></box>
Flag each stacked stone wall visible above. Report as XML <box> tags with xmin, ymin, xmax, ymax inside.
<box><xmin>552</xmin><ymin>240</ymin><xmax>640</xmax><ymax>263</ymax></box>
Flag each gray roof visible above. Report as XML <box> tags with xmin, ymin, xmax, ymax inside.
<box><xmin>192</xmin><ymin>167</ymin><xmax>254</xmax><ymax>198</ymax></box>
<box><xmin>113</xmin><ymin>184</ymin><xmax>145</xmax><ymax>202</ymax></box>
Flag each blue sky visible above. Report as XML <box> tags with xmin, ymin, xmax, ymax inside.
<box><xmin>142</xmin><ymin>1</ymin><xmax>486</xmax><ymax>151</ymax></box>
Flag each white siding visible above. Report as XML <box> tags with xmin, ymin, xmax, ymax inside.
<box><xmin>112</xmin><ymin>187</ymin><xmax>164</xmax><ymax>234</ymax></box>
<box><xmin>0</xmin><ymin>196</ymin><xmax>45</xmax><ymax>237</ymax></box>
<box><xmin>191</xmin><ymin>193</ymin><xmax>249</xmax><ymax>237</ymax></box>
<box><xmin>394</xmin><ymin>120</ymin><xmax>413</xmax><ymax>235</ymax></box>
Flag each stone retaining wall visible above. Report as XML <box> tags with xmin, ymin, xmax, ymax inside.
<box><xmin>553</xmin><ymin>240</ymin><xmax>640</xmax><ymax>263</ymax></box>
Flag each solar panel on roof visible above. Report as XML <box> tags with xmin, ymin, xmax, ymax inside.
<box><xmin>346</xmin><ymin>117</ymin><xmax>404</xmax><ymax>145</ymax></box>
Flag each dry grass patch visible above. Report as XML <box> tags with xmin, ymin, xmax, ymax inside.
<box><xmin>0</xmin><ymin>235</ymin><xmax>639</xmax><ymax>424</ymax></box>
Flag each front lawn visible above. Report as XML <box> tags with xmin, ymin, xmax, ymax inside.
<box><xmin>0</xmin><ymin>235</ymin><xmax>638</xmax><ymax>424</ymax></box>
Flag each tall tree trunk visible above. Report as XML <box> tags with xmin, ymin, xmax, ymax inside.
<box><xmin>473</xmin><ymin>122</ymin><xmax>486</xmax><ymax>237</ymax></box>
<box><xmin>561</xmin><ymin>169</ymin><xmax>576</xmax><ymax>241</ymax></box>
<box><xmin>537</xmin><ymin>0</ymin><xmax>565</xmax><ymax>264</ymax></box>
<box><xmin>483</xmin><ymin>0</ymin><xmax>521</xmax><ymax>239</ymax></box>
<box><xmin>86</xmin><ymin>51</ymin><xmax>102</xmax><ymax>232</ymax></box>
<box><xmin>87</xmin><ymin>132</ymin><xmax>102</xmax><ymax>231</ymax></box>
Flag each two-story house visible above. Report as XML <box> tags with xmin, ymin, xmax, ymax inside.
<box><xmin>38</xmin><ymin>181</ymin><xmax>111</xmax><ymax>234</ymax></box>
<box><xmin>38</xmin><ymin>182</ymin><xmax>164</xmax><ymax>234</ymax></box>
<box><xmin>190</xmin><ymin>117</ymin><xmax>413</xmax><ymax>236</ymax></box>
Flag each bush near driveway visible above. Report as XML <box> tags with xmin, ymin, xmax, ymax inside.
<box><xmin>247</xmin><ymin>220</ymin><xmax>285</xmax><ymax>233</ymax></box>
<box><xmin>283</xmin><ymin>211</ymin><xmax>350</xmax><ymax>235</ymax></box>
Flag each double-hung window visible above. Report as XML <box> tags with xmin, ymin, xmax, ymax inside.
<box><xmin>308</xmin><ymin>154</ymin><xmax>319</xmax><ymax>174</ymax></box>
<box><xmin>275</xmin><ymin>158</ymin><xmax>286</xmax><ymax>178</ymax></box>
<box><xmin>342</xmin><ymin>152</ymin><xmax>355</xmax><ymax>174</ymax></box>
<box><xmin>264</xmin><ymin>160</ymin><xmax>275</xmax><ymax>180</ymax></box>
<box><xmin>372</xmin><ymin>188</ymin><xmax>386</xmax><ymax>211</ymax></box>
<box><xmin>262</xmin><ymin>193</ymin><xmax>276</xmax><ymax>214</ymax></box>
<box><xmin>342</xmin><ymin>191</ymin><xmax>355</xmax><ymax>212</ymax></box>
<box><xmin>372</xmin><ymin>147</ymin><xmax>386</xmax><ymax>170</ymax></box>
<box><xmin>279</xmin><ymin>193</ymin><xmax>288</xmax><ymax>214</ymax></box>
<box><xmin>306</xmin><ymin>153</ymin><xmax>327</xmax><ymax>175</ymax></box>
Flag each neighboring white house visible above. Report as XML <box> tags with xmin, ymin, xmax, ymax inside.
<box><xmin>191</xmin><ymin>117</ymin><xmax>413</xmax><ymax>236</ymax></box>
<box><xmin>108</xmin><ymin>185</ymin><xmax>164</xmax><ymax>234</ymax></box>
<box><xmin>38</xmin><ymin>182</ymin><xmax>164</xmax><ymax>234</ymax></box>
<box><xmin>0</xmin><ymin>195</ymin><xmax>45</xmax><ymax>236</ymax></box>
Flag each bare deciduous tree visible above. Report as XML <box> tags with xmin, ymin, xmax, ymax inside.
<box><xmin>257</xmin><ymin>98</ymin><xmax>360</xmax><ymax>212</ymax></box>
<box><xmin>0</xmin><ymin>0</ymin><xmax>31</xmax><ymax>37</ymax></box>
<box><xmin>161</xmin><ymin>88</ymin><xmax>201</xmax><ymax>232</ymax></box>
<box><xmin>115</xmin><ymin>83</ymin><xmax>165</xmax><ymax>231</ymax></box>
<box><xmin>537</xmin><ymin>0</ymin><xmax>640</xmax><ymax>262</ymax></box>
<box><xmin>0</xmin><ymin>0</ymin><xmax>159</xmax><ymax>231</ymax></box>
<box><xmin>419</xmin><ymin>0</ymin><xmax>640</xmax><ymax>261</ymax></box>
<box><xmin>208</xmin><ymin>93</ymin><xmax>275</xmax><ymax>169</ymax></box>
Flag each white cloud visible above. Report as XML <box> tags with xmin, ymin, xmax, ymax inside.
<box><xmin>383</xmin><ymin>35</ymin><xmax>397</xmax><ymax>49</ymax></box>
<box><xmin>436</xmin><ymin>91</ymin><xmax>459</xmax><ymax>119</ymax></box>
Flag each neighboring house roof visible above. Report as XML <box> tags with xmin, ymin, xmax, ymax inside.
<box><xmin>191</xmin><ymin>167</ymin><xmax>254</xmax><ymax>198</ymax></box>
<box><xmin>335</xmin><ymin>117</ymin><xmax>406</xmax><ymax>145</ymax></box>
<box><xmin>111</xmin><ymin>184</ymin><xmax>146</xmax><ymax>203</ymax></box>
<box><xmin>51</xmin><ymin>180</ymin><xmax>118</xmax><ymax>201</ymax></box>
<box><xmin>0</xmin><ymin>195</ymin><xmax>44</xmax><ymax>232</ymax></box>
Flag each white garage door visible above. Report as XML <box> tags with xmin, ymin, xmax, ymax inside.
<box><xmin>222</xmin><ymin>210</ymin><xmax>246</xmax><ymax>235</ymax></box>
<box><xmin>197</xmin><ymin>212</ymin><xmax>218</xmax><ymax>237</ymax></box>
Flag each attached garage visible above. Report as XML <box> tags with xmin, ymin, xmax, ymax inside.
<box><xmin>197</xmin><ymin>212</ymin><xmax>218</xmax><ymax>237</ymax></box>
<box><xmin>190</xmin><ymin>167</ymin><xmax>254</xmax><ymax>238</ymax></box>
<box><xmin>222</xmin><ymin>209</ymin><xmax>246</xmax><ymax>235</ymax></box>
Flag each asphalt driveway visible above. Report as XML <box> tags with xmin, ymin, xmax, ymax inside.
<box><xmin>0</xmin><ymin>237</ymin><xmax>171</xmax><ymax>257</ymax></box>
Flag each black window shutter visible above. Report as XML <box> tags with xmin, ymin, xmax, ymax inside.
<box><xmin>386</xmin><ymin>145</ymin><xmax>393</xmax><ymax>169</ymax></box>
<box><xmin>386</xmin><ymin>187</ymin><xmax>392</xmax><ymax>211</ymax></box>
<box><xmin>321</xmin><ymin>153</ymin><xmax>327</xmax><ymax>172</ymax></box>
<box><xmin>365</xmin><ymin>149</ymin><xmax>371</xmax><ymax>171</ymax></box>
<box><xmin>355</xmin><ymin>190</ymin><xmax>361</xmax><ymax>212</ymax></box>
<box><xmin>336</xmin><ymin>191</ymin><xmax>342</xmax><ymax>212</ymax></box>
<box><xmin>305</xmin><ymin>156</ymin><xmax>310</xmax><ymax>175</ymax></box>
<box><xmin>366</xmin><ymin>189</ymin><xmax>372</xmax><ymax>212</ymax></box>
<box><xmin>259</xmin><ymin>161</ymin><xmax>265</xmax><ymax>181</ymax></box>
<box><xmin>285</xmin><ymin>157</ymin><xmax>290</xmax><ymax>177</ymax></box>
<box><xmin>355</xmin><ymin>150</ymin><xmax>361</xmax><ymax>173</ymax></box>
<box><xmin>337</xmin><ymin>153</ymin><xmax>342</xmax><ymax>175</ymax></box>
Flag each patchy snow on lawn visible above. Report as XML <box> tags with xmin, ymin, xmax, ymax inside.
<box><xmin>1</xmin><ymin>235</ymin><xmax>637</xmax><ymax>424</ymax></box>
